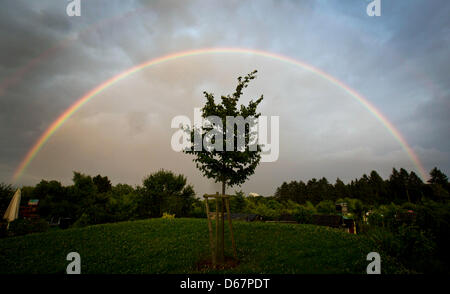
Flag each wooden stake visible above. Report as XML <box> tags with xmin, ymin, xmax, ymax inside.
<box><xmin>225</xmin><ymin>197</ymin><xmax>237</xmax><ymax>259</ymax></box>
<box><xmin>215</xmin><ymin>196</ymin><xmax>219</xmax><ymax>267</ymax></box>
<box><xmin>218</xmin><ymin>191</ymin><xmax>225</xmax><ymax>264</ymax></box>
<box><xmin>203</xmin><ymin>192</ymin><xmax>239</xmax><ymax>265</ymax></box>
<box><xmin>204</xmin><ymin>196</ymin><xmax>216</xmax><ymax>266</ymax></box>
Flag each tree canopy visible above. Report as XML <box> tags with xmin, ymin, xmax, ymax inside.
<box><xmin>184</xmin><ymin>70</ymin><xmax>263</xmax><ymax>194</ymax></box>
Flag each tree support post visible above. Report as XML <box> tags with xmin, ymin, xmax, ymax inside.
<box><xmin>204</xmin><ymin>196</ymin><xmax>216</xmax><ymax>267</ymax></box>
<box><xmin>204</xmin><ymin>193</ymin><xmax>237</xmax><ymax>267</ymax></box>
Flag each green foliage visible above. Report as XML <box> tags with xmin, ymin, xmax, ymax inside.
<box><xmin>413</xmin><ymin>199</ymin><xmax>450</xmax><ymax>269</ymax></box>
<box><xmin>274</xmin><ymin>167</ymin><xmax>449</xmax><ymax>206</ymax></box>
<box><xmin>161</xmin><ymin>212</ymin><xmax>175</xmax><ymax>219</ymax></box>
<box><xmin>396</xmin><ymin>225</ymin><xmax>437</xmax><ymax>270</ymax></box>
<box><xmin>229</xmin><ymin>190</ymin><xmax>246</xmax><ymax>212</ymax></box>
<box><xmin>362</xmin><ymin>198</ymin><xmax>450</xmax><ymax>273</ymax></box>
<box><xmin>304</xmin><ymin>201</ymin><xmax>317</xmax><ymax>213</ymax></box>
<box><xmin>428</xmin><ymin>167</ymin><xmax>449</xmax><ymax>186</ymax></box>
<box><xmin>367</xmin><ymin>210</ymin><xmax>383</xmax><ymax>227</ymax></box>
<box><xmin>138</xmin><ymin>169</ymin><xmax>195</xmax><ymax>218</ymax></box>
<box><xmin>340</xmin><ymin>198</ymin><xmax>365</xmax><ymax>220</ymax></box>
<box><xmin>364</xmin><ymin>226</ymin><xmax>401</xmax><ymax>258</ymax></box>
<box><xmin>364</xmin><ymin>225</ymin><xmax>440</xmax><ymax>273</ymax></box>
<box><xmin>106</xmin><ymin>184</ymin><xmax>139</xmax><ymax>222</ymax></box>
<box><xmin>22</xmin><ymin>170</ymin><xmax>196</xmax><ymax>230</ymax></box>
<box><xmin>316</xmin><ymin>200</ymin><xmax>335</xmax><ymax>214</ymax></box>
<box><xmin>189</xmin><ymin>199</ymin><xmax>206</xmax><ymax>218</ymax></box>
<box><xmin>184</xmin><ymin>70</ymin><xmax>263</xmax><ymax>191</ymax></box>
<box><xmin>33</xmin><ymin>180</ymin><xmax>77</xmax><ymax>221</ymax></box>
<box><xmin>252</xmin><ymin>202</ymin><xmax>281</xmax><ymax>220</ymax></box>
<box><xmin>8</xmin><ymin>219</ymin><xmax>49</xmax><ymax>236</ymax></box>
<box><xmin>93</xmin><ymin>174</ymin><xmax>112</xmax><ymax>193</ymax></box>
<box><xmin>293</xmin><ymin>206</ymin><xmax>314</xmax><ymax>224</ymax></box>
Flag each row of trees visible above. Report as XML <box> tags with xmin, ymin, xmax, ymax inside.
<box><xmin>0</xmin><ymin>170</ymin><xmax>196</xmax><ymax>227</ymax></box>
<box><xmin>1</xmin><ymin>166</ymin><xmax>448</xmax><ymax>227</ymax></box>
<box><xmin>274</xmin><ymin>167</ymin><xmax>449</xmax><ymax>205</ymax></box>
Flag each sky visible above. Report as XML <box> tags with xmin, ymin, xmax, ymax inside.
<box><xmin>0</xmin><ymin>0</ymin><xmax>449</xmax><ymax>196</ymax></box>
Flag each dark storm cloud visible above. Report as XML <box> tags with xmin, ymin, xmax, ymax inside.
<box><xmin>0</xmin><ymin>0</ymin><xmax>138</xmax><ymax>168</ymax></box>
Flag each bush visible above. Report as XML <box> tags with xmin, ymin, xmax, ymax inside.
<box><xmin>365</xmin><ymin>226</ymin><xmax>401</xmax><ymax>257</ymax></box>
<box><xmin>293</xmin><ymin>206</ymin><xmax>314</xmax><ymax>224</ymax></box>
<box><xmin>189</xmin><ymin>200</ymin><xmax>206</xmax><ymax>218</ymax></box>
<box><xmin>367</xmin><ymin>210</ymin><xmax>383</xmax><ymax>227</ymax></box>
<box><xmin>8</xmin><ymin>218</ymin><xmax>49</xmax><ymax>236</ymax></box>
<box><xmin>189</xmin><ymin>204</ymin><xmax>206</xmax><ymax>218</ymax></box>
<box><xmin>316</xmin><ymin>200</ymin><xmax>335</xmax><ymax>214</ymax></box>
<box><xmin>253</xmin><ymin>204</ymin><xmax>280</xmax><ymax>220</ymax></box>
<box><xmin>368</xmin><ymin>203</ymin><xmax>404</xmax><ymax>229</ymax></box>
<box><xmin>413</xmin><ymin>199</ymin><xmax>450</xmax><ymax>271</ymax></box>
<box><xmin>364</xmin><ymin>224</ymin><xmax>441</xmax><ymax>273</ymax></box>
<box><xmin>397</xmin><ymin>225</ymin><xmax>435</xmax><ymax>259</ymax></box>
<box><xmin>161</xmin><ymin>212</ymin><xmax>175</xmax><ymax>219</ymax></box>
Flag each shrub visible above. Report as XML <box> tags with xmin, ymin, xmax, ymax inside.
<box><xmin>367</xmin><ymin>210</ymin><xmax>383</xmax><ymax>227</ymax></box>
<box><xmin>364</xmin><ymin>224</ymin><xmax>441</xmax><ymax>273</ymax></box>
<box><xmin>397</xmin><ymin>225</ymin><xmax>435</xmax><ymax>258</ymax></box>
<box><xmin>161</xmin><ymin>212</ymin><xmax>175</xmax><ymax>219</ymax></box>
<box><xmin>413</xmin><ymin>199</ymin><xmax>450</xmax><ymax>271</ymax></box>
<box><xmin>365</xmin><ymin>226</ymin><xmax>401</xmax><ymax>257</ymax></box>
<box><xmin>189</xmin><ymin>203</ymin><xmax>206</xmax><ymax>218</ymax></box>
<box><xmin>316</xmin><ymin>200</ymin><xmax>335</xmax><ymax>214</ymax></box>
<box><xmin>293</xmin><ymin>206</ymin><xmax>314</xmax><ymax>224</ymax></box>
<box><xmin>368</xmin><ymin>203</ymin><xmax>404</xmax><ymax>229</ymax></box>
<box><xmin>8</xmin><ymin>218</ymin><xmax>49</xmax><ymax>236</ymax></box>
<box><xmin>253</xmin><ymin>203</ymin><xmax>280</xmax><ymax>220</ymax></box>
<box><xmin>305</xmin><ymin>201</ymin><xmax>317</xmax><ymax>213</ymax></box>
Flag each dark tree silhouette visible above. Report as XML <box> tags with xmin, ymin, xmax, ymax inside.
<box><xmin>93</xmin><ymin>175</ymin><xmax>112</xmax><ymax>193</ymax></box>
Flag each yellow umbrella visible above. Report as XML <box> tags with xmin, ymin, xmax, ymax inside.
<box><xmin>3</xmin><ymin>188</ymin><xmax>21</xmax><ymax>228</ymax></box>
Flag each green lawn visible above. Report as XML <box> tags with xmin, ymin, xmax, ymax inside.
<box><xmin>0</xmin><ymin>218</ymin><xmax>405</xmax><ymax>274</ymax></box>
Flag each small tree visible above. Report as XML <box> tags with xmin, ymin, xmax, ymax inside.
<box><xmin>139</xmin><ymin>169</ymin><xmax>195</xmax><ymax>218</ymax></box>
<box><xmin>184</xmin><ymin>70</ymin><xmax>264</xmax><ymax>263</ymax></box>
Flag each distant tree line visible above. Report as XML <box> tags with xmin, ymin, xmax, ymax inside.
<box><xmin>0</xmin><ymin>170</ymin><xmax>196</xmax><ymax>228</ymax></box>
<box><xmin>274</xmin><ymin>167</ymin><xmax>449</xmax><ymax>205</ymax></box>
<box><xmin>1</xmin><ymin>166</ymin><xmax>448</xmax><ymax>227</ymax></box>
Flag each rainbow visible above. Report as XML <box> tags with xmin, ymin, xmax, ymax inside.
<box><xmin>12</xmin><ymin>47</ymin><xmax>428</xmax><ymax>182</ymax></box>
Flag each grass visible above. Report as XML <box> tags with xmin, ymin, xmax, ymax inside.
<box><xmin>0</xmin><ymin>218</ymin><xmax>406</xmax><ymax>274</ymax></box>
